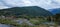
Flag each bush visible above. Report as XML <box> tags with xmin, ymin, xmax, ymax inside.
<box><xmin>0</xmin><ymin>18</ymin><xmax>34</xmax><ymax>27</ymax></box>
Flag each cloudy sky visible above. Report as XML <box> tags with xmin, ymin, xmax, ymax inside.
<box><xmin>0</xmin><ymin>0</ymin><xmax>60</xmax><ymax>10</ymax></box>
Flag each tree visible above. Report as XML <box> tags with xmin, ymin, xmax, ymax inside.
<box><xmin>53</xmin><ymin>14</ymin><xmax>60</xmax><ymax>25</ymax></box>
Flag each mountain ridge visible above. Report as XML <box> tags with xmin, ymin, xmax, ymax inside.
<box><xmin>48</xmin><ymin>8</ymin><xmax>60</xmax><ymax>15</ymax></box>
<box><xmin>0</xmin><ymin>6</ymin><xmax>53</xmax><ymax>17</ymax></box>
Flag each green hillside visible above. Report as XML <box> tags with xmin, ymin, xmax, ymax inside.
<box><xmin>0</xmin><ymin>6</ymin><xmax>53</xmax><ymax>17</ymax></box>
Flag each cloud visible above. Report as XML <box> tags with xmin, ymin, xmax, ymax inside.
<box><xmin>0</xmin><ymin>6</ymin><xmax>9</xmax><ymax>9</ymax></box>
<box><xmin>0</xmin><ymin>0</ymin><xmax>60</xmax><ymax>10</ymax></box>
<box><xmin>0</xmin><ymin>1</ymin><xmax>9</xmax><ymax>9</ymax></box>
<box><xmin>0</xmin><ymin>0</ymin><xmax>36</xmax><ymax>7</ymax></box>
<box><xmin>36</xmin><ymin>0</ymin><xmax>60</xmax><ymax>10</ymax></box>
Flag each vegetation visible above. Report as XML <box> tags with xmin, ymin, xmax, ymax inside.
<box><xmin>0</xmin><ymin>18</ymin><xmax>34</xmax><ymax>27</ymax></box>
<box><xmin>0</xmin><ymin>6</ymin><xmax>53</xmax><ymax>17</ymax></box>
<box><xmin>0</xmin><ymin>13</ymin><xmax>60</xmax><ymax>27</ymax></box>
<box><xmin>0</xmin><ymin>6</ymin><xmax>60</xmax><ymax>27</ymax></box>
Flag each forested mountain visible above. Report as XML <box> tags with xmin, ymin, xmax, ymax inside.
<box><xmin>49</xmin><ymin>8</ymin><xmax>60</xmax><ymax>15</ymax></box>
<box><xmin>0</xmin><ymin>6</ymin><xmax>53</xmax><ymax>17</ymax></box>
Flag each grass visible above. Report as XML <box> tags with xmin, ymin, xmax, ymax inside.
<box><xmin>0</xmin><ymin>18</ymin><xmax>59</xmax><ymax>27</ymax></box>
<box><xmin>29</xmin><ymin>18</ymin><xmax>48</xmax><ymax>25</ymax></box>
<box><xmin>0</xmin><ymin>18</ymin><xmax>34</xmax><ymax>27</ymax></box>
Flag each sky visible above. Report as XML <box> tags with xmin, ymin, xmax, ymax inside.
<box><xmin>0</xmin><ymin>0</ymin><xmax>60</xmax><ymax>10</ymax></box>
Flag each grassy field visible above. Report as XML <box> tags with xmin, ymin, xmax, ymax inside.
<box><xmin>0</xmin><ymin>18</ymin><xmax>60</xmax><ymax>27</ymax></box>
